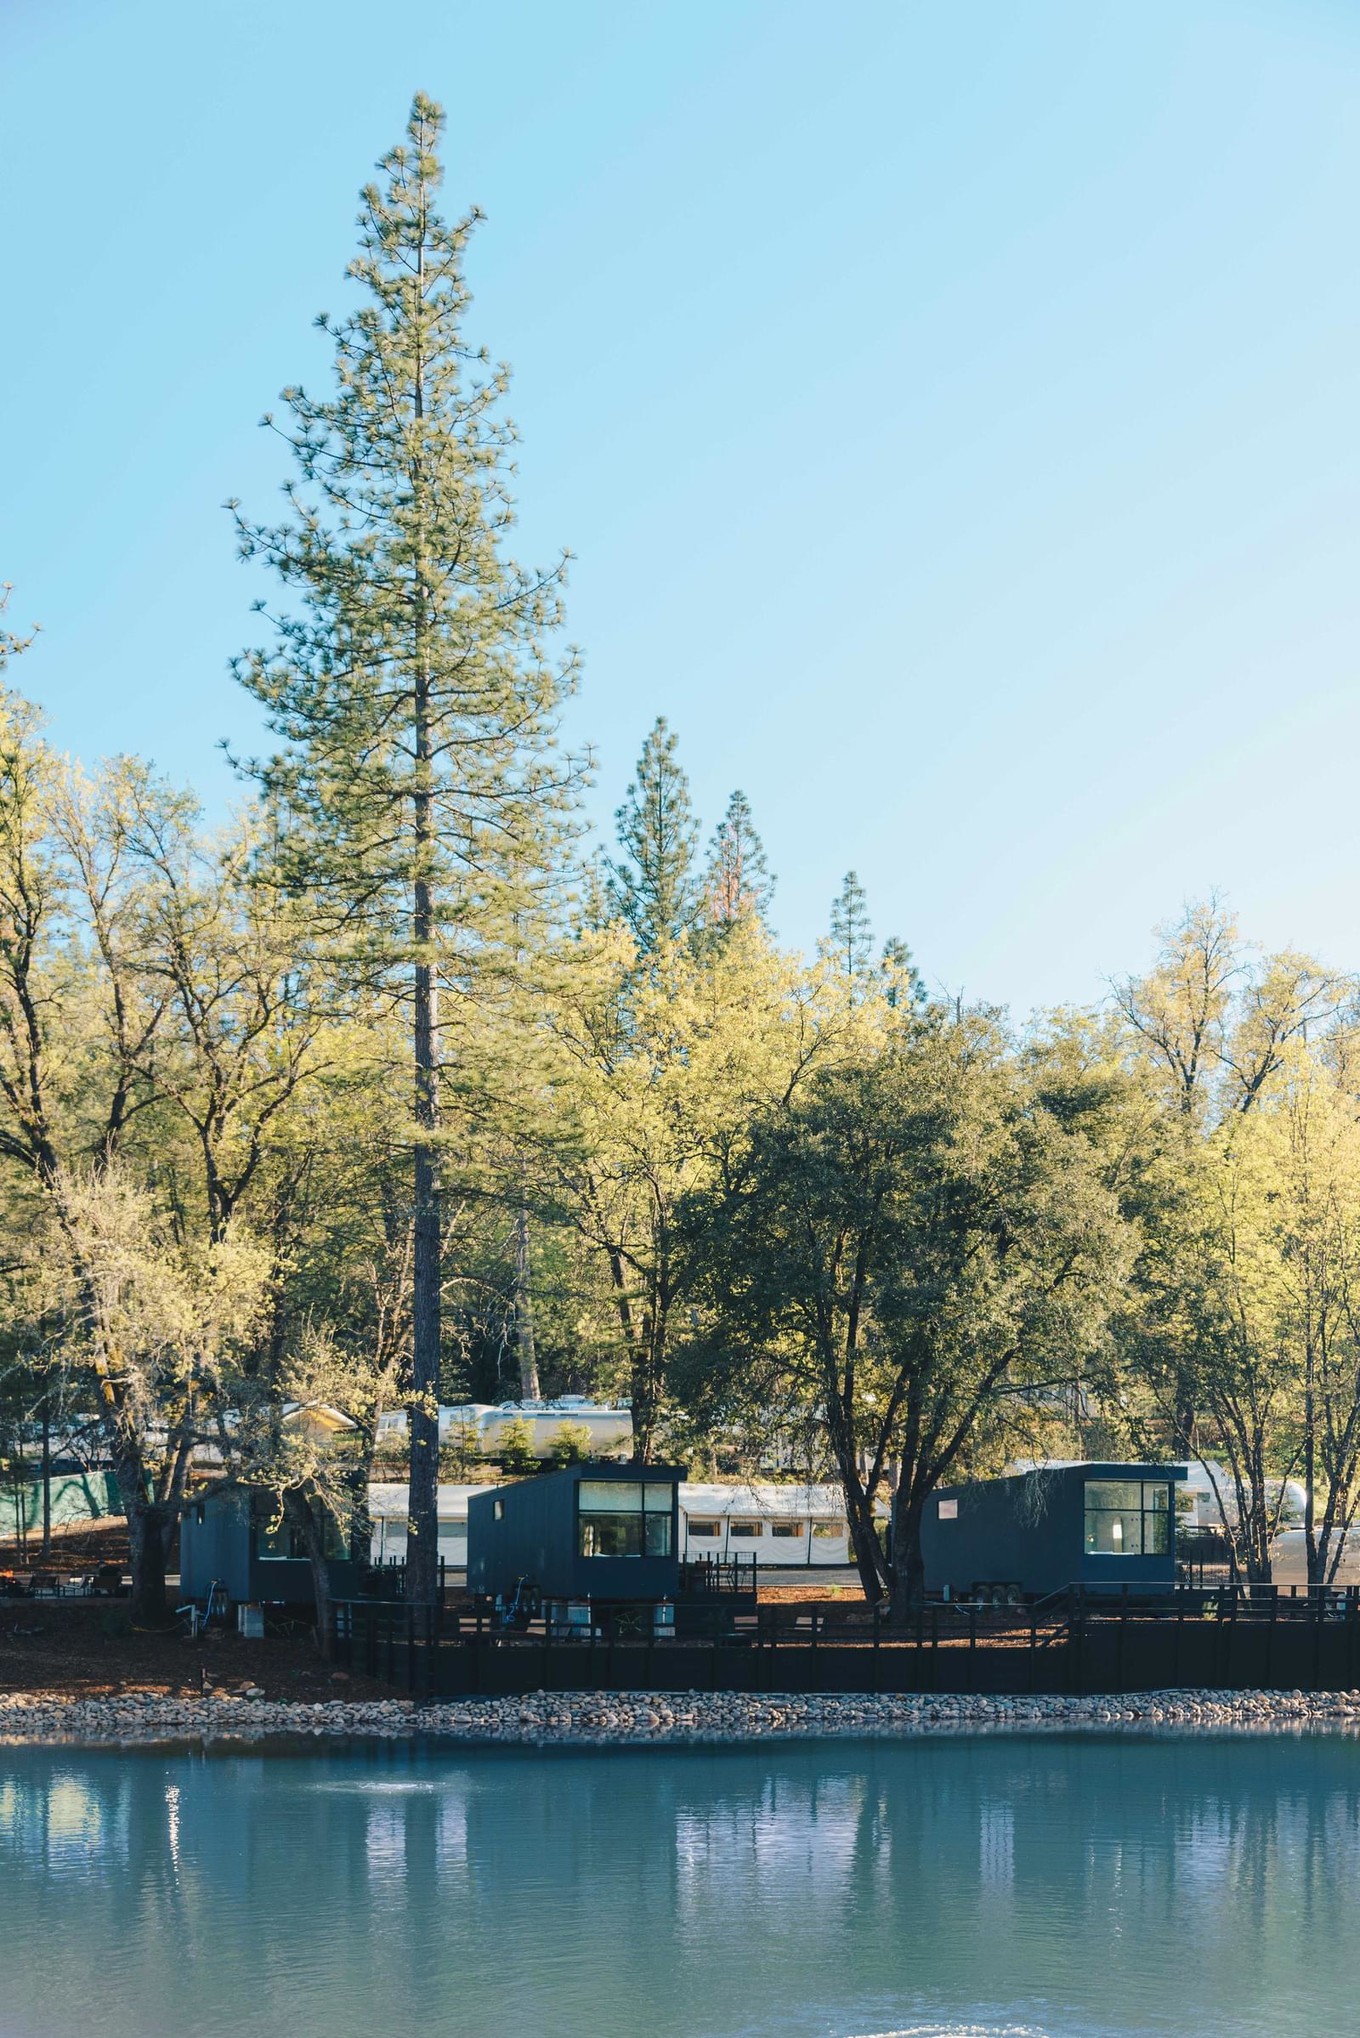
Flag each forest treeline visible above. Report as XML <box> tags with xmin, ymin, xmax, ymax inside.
<box><xmin>3</xmin><ymin>98</ymin><xmax>1358</xmax><ymax>1626</ymax></box>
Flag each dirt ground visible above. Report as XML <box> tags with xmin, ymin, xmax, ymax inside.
<box><xmin>0</xmin><ymin>1516</ymin><xmax>133</xmax><ymax>1573</ymax></box>
<box><xmin>0</xmin><ymin>1542</ymin><xmax>884</xmax><ymax>1701</ymax></box>
<box><xmin>0</xmin><ymin>1597</ymin><xmax>395</xmax><ymax>1702</ymax></box>
<box><xmin>757</xmin><ymin>1578</ymin><xmax>867</xmax><ymax>1604</ymax></box>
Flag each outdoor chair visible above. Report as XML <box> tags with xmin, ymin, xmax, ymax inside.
<box><xmin>30</xmin><ymin>1572</ymin><xmax>61</xmax><ymax>1598</ymax></box>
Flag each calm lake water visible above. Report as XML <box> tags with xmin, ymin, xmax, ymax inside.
<box><xmin>2</xmin><ymin>1732</ymin><xmax>1358</xmax><ymax>2038</ymax></box>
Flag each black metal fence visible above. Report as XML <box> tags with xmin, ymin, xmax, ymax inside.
<box><xmin>331</xmin><ymin>1582</ymin><xmax>1360</xmax><ymax>1703</ymax></box>
<box><xmin>332</xmin><ymin>1598</ymin><xmax>441</xmax><ymax>1697</ymax></box>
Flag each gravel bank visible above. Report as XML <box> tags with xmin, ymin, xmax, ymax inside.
<box><xmin>5</xmin><ymin>1687</ymin><xmax>1360</xmax><ymax>1750</ymax></box>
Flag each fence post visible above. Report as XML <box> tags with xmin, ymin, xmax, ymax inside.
<box><xmin>872</xmin><ymin>1603</ymin><xmax>880</xmax><ymax>1696</ymax></box>
<box><xmin>1265</xmin><ymin>1590</ymin><xmax>1276</xmax><ymax>1690</ymax></box>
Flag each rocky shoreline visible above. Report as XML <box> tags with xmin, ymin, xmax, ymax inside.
<box><xmin>4</xmin><ymin>1686</ymin><xmax>1360</xmax><ymax>1750</ymax></box>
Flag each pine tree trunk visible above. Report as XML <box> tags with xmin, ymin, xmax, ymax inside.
<box><xmin>40</xmin><ymin>1398</ymin><xmax>51</xmax><ymax>1563</ymax></box>
<box><xmin>1304</xmin><ymin>1335</ymin><xmax>1320</xmax><ymax>1585</ymax></box>
<box><xmin>628</xmin><ymin>1314</ymin><xmax>665</xmax><ymax>1465</ymax></box>
<box><xmin>347</xmin><ymin>1450</ymin><xmax>374</xmax><ymax>1568</ymax></box>
<box><xmin>408</xmin><ymin>943</ymin><xmax>441</xmax><ymax>1606</ymax></box>
<box><xmin>405</xmin><ymin>218</ymin><xmax>442</xmax><ymax>1611</ymax></box>
<box><xmin>513</xmin><ymin>1202</ymin><xmax>541</xmax><ymax>1401</ymax></box>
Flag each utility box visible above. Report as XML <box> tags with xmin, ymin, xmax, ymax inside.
<box><xmin>920</xmin><ymin>1463</ymin><xmax>1186</xmax><ymax>1600</ymax></box>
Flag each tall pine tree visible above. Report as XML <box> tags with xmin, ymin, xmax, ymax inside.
<box><xmin>231</xmin><ymin>96</ymin><xmax>581</xmax><ymax>1603</ymax></box>
<box><xmin>607</xmin><ymin>717</ymin><xmax>700</xmax><ymax>953</ymax></box>
<box><xmin>880</xmin><ymin>935</ymin><xmax>927</xmax><ymax>1008</ymax></box>
<box><xmin>828</xmin><ymin>869</ymin><xmax>874</xmax><ymax>978</ymax></box>
<box><xmin>704</xmin><ymin>788</ymin><xmax>774</xmax><ymax>927</ymax></box>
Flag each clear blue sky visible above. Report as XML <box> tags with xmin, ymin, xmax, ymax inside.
<box><xmin>3</xmin><ymin>1</ymin><xmax>1357</xmax><ymax>1015</ymax></box>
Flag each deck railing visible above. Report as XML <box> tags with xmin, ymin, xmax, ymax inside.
<box><xmin>332</xmin><ymin>1582</ymin><xmax>1360</xmax><ymax>1702</ymax></box>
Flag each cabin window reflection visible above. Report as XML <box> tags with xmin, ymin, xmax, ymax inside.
<box><xmin>254</xmin><ymin>1501</ymin><xmax>346</xmax><ymax>1561</ymax></box>
<box><xmin>1083</xmin><ymin>1480</ymin><xmax>1173</xmax><ymax>1557</ymax></box>
<box><xmin>577</xmin><ymin>1480</ymin><xmax>674</xmax><ymax>1559</ymax></box>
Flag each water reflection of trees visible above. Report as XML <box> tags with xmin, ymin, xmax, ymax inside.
<box><xmin>2</xmin><ymin>1736</ymin><xmax>1360</xmax><ymax>2035</ymax></box>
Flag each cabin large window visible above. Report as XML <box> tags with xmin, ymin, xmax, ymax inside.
<box><xmin>577</xmin><ymin>1481</ymin><xmax>673</xmax><ymax>1558</ymax></box>
<box><xmin>1083</xmin><ymin>1480</ymin><xmax>1171</xmax><ymax>1557</ymax></box>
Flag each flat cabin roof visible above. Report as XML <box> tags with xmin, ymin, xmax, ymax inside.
<box><xmin>999</xmin><ymin>1461</ymin><xmax>1187</xmax><ymax>1483</ymax></box>
<box><xmin>368</xmin><ymin>1482</ymin><xmax>499</xmax><ymax>1521</ymax></box>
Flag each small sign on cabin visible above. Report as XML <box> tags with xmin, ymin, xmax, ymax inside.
<box><xmin>938</xmin><ymin>1497</ymin><xmax>958</xmax><ymax>1520</ymax></box>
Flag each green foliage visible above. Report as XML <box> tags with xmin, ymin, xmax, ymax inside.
<box><xmin>547</xmin><ymin>1421</ymin><xmax>593</xmax><ymax>1467</ymax></box>
<box><xmin>4</xmin><ymin>85</ymin><xmax>1355</xmax><ymax>1642</ymax></box>
<box><xmin>440</xmin><ymin>1419</ymin><xmax>485</xmax><ymax>1479</ymax></box>
<box><xmin>0</xmin><ymin>585</ymin><xmax>36</xmax><ymax>669</ymax></box>
<box><xmin>607</xmin><ymin>717</ymin><xmax>701</xmax><ymax>953</ymax></box>
<box><xmin>827</xmin><ymin>869</ymin><xmax>873</xmax><ymax>979</ymax></box>
<box><xmin>231</xmin><ymin>93</ymin><xmax>581</xmax><ymax>953</ymax></box>
<box><xmin>704</xmin><ymin>789</ymin><xmax>774</xmax><ymax>929</ymax></box>
<box><xmin>495</xmin><ymin>1415</ymin><xmax>538</xmax><ymax>1475</ymax></box>
<box><xmin>695</xmin><ymin>1003</ymin><xmax>1130</xmax><ymax>1605</ymax></box>
<box><xmin>228</xmin><ymin>92</ymin><xmax>586</xmax><ymax>1602</ymax></box>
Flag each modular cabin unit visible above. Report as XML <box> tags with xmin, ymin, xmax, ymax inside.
<box><xmin>679</xmin><ymin>1484</ymin><xmax>854</xmax><ymax>1566</ymax></box>
<box><xmin>920</xmin><ymin>1463</ymin><xmax>1185</xmax><ymax>1600</ymax></box>
<box><xmin>180</xmin><ymin>1486</ymin><xmax>359</xmax><ymax>1608</ymax></box>
<box><xmin>467</xmin><ymin>1463</ymin><xmax>684</xmax><ymax>1635</ymax></box>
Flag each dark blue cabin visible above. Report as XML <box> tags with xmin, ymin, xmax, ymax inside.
<box><xmin>919</xmin><ymin>1463</ymin><xmax>1186</xmax><ymax>1600</ymax></box>
<box><xmin>180</xmin><ymin>1485</ymin><xmax>359</xmax><ymax>1609</ymax></box>
<box><xmin>468</xmin><ymin>1463</ymin><xmax>685</xmax><ymax>1634</ymax></box>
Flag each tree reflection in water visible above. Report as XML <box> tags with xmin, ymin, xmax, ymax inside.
<box><xmin>1</xmin><ymin>1734</ymin><xmax>1359</xmax><ymax>2038</ymax></box>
